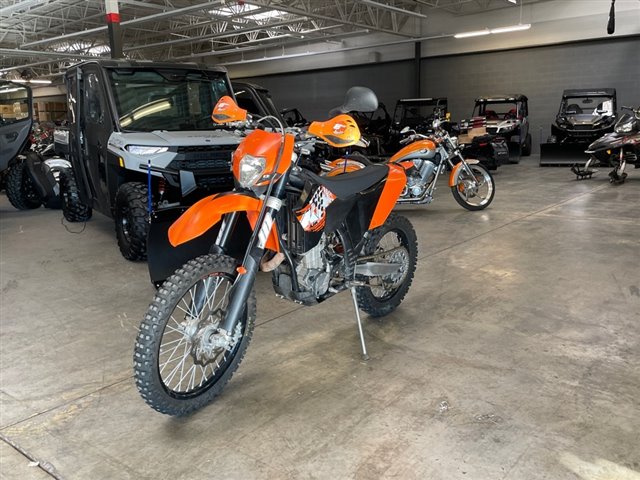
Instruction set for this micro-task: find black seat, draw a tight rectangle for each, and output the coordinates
[305,164,388,199]
[566,104,583,114]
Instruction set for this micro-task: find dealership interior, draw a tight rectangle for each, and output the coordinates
[1,1,639,479]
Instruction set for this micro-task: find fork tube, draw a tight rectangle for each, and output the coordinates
[219,172,290,335]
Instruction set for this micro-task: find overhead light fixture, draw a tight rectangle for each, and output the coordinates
[455,23,530,38]
[454,29,490,39]
[490,23,531,34]
[507,0,517,4]
[10,78,52,84]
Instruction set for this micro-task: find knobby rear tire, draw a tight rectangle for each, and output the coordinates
[356,213,417,317]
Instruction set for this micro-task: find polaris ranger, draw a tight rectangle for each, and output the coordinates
[61,60,241,261]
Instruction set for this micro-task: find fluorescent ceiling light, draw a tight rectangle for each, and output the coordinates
[9,78,52,84]
[507,0,517,3]
[455,23,531,38]
[454,29,490,38]
[491,23,531,34]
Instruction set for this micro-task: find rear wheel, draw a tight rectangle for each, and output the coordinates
[134,254,256,416]
[451,163,495,211]
[5,161,42,210]
[114,182,148,261]
[60,169,92,221]
[356,214,417,317]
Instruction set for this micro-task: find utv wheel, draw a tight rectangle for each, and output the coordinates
[60,169,92,222]
[134,254,256,416]
[521,133,532,156]
[5,161,42,210]
[356,214,417,317]
[114,182,149,261]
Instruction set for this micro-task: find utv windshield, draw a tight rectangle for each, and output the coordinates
[473,101,518,120]
[108,68,231,131]
[394,100,446,125]
[560,96,614,117]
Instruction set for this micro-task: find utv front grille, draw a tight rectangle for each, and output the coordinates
[168,145,234,172]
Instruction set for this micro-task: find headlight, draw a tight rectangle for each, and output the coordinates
[238,154,266,188]
[126,145,169,155]
[615,122,633,134]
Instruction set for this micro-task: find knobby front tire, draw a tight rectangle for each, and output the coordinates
[134,254,256,416]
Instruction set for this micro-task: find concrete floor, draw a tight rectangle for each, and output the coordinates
[1,157,639,480]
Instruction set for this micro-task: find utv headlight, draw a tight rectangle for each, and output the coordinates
[238,154,266,188]
[126,145,169,155]
[615,122,633,134]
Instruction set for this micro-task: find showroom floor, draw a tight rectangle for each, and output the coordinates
[1,157,639,480]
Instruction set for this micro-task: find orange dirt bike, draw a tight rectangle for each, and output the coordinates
[134,96,418,416]
[325,119,496,211]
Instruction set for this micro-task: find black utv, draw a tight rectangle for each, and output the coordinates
[549,88,617,144]
[1,81,69,210]
[61,60,241,261]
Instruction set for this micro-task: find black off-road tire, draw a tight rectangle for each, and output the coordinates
[60,169,92,221]
[114,182,148,261]
[134,254,256,416]
[356,214,417,317]
[5,161,42,210]
[522,133,532,156]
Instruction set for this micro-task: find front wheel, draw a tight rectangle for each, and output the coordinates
[356,214,417,317]
[114,182,148,261]
[451,163,495,211]
[134,254,256,416]
[5,161,42,210]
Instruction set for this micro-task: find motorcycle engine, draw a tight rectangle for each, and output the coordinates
[296,234,331,297]
[405,160,436,197]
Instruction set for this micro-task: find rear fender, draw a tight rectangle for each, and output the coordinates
[449,159,480,187]
[368,164,406,230]
[168,192,280,252]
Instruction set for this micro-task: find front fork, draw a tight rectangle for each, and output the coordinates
[218,194,284,337]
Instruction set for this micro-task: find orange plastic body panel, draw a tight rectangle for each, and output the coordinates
[389,139,436,163]
[211,96,248,124]
[325,158,366,176]
[232,129,294,185]
[308,114,361,148]
[448,159,479,187]
[368,164,407,230]
[168,193,280,252]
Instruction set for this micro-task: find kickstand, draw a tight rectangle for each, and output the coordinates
[350,287,369,361]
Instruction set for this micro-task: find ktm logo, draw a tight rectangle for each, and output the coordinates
[333,123,346,135]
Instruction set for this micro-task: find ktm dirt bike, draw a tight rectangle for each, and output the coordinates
[324,118,495,211]
[572,106,640,183]
[134,97,418,416]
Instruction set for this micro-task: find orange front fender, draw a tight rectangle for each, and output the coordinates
[449,159,480,187]
[168,192,280,252]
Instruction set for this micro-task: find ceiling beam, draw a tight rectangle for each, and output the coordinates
[20,0,226,48]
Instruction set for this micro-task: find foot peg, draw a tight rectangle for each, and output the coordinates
[350,287,369,361]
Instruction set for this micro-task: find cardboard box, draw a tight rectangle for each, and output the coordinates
[36,101,47,112]
[54,102,66,112]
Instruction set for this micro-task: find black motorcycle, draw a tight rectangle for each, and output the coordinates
[572,106,640,183]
